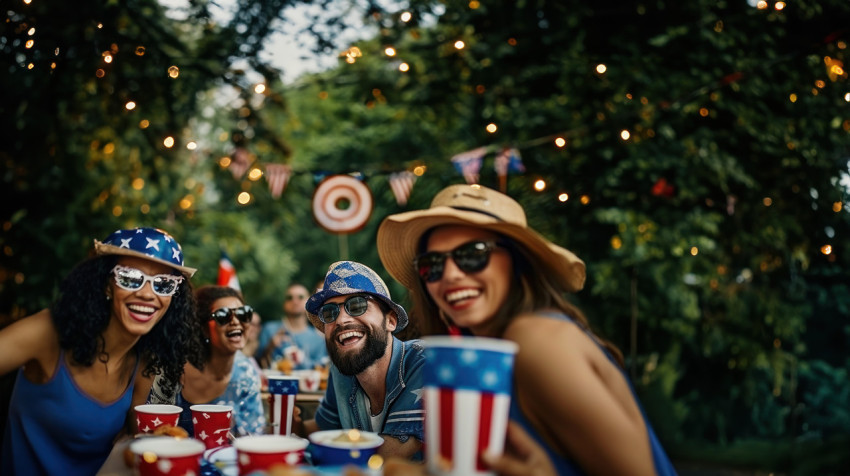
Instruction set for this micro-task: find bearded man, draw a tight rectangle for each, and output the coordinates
[293,261,424,460]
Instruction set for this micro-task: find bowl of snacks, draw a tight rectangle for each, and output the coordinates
[308,429,384,467]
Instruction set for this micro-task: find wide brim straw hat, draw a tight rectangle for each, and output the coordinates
[306,260,408,333]
[377,184,585,292]
[93,227,197,277]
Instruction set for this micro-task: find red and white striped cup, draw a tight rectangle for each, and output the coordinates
[267,375,300,436]
[423,336,519,476]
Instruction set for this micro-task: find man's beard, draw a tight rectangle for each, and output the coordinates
[327,318,389,376]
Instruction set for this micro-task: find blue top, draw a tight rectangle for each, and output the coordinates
[315,337,425,457]
[171,351,266,437]
[257,320,328,370]
[509,313,677,475]
[1,351,137,476]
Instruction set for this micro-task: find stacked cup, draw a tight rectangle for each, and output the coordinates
[267,375,300,436]
[422,336,519,476]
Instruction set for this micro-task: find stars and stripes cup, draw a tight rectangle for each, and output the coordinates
[189,404,233,450]
[267,375,300,436]
[134,404,182,434]
[422,336,519,476]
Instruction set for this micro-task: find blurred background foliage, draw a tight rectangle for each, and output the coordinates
[2,0,849,473]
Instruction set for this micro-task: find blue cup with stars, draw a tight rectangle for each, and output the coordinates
[422,336,519,476]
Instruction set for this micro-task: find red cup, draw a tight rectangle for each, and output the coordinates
[129,436,205,476]
[233,435,308,474]
[134,404,182,434]
[190,404,233,450]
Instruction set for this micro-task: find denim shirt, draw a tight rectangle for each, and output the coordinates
[315,337,425,447]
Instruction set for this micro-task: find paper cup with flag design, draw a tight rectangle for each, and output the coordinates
[267,375,300,436]
[134,404,182,434]
[190,404,232,450]
[422,336,519,476]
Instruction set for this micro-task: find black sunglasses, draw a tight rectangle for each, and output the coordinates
[414,240,502,283]
[318,295,374,324]
[209,305,254,325]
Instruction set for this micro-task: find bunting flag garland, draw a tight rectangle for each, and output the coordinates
[388,171,417,206]
[494,147,525,192]
[265,163,292,198]
[229,147,252,179]
[493,147,525,176]
[217,250,241,291]
[451,147,487,184]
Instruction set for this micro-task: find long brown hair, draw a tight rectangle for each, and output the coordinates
[408,232,624,367]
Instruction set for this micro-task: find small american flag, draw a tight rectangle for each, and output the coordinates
[388,171,417,206]
[265,163,292,199]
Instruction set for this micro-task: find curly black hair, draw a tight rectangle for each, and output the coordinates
[193,285,245,364]
[50,254,205,389]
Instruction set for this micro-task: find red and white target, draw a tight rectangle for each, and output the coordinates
[312,175,374,234]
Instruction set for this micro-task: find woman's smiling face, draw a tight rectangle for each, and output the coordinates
[207,296,247,354]
[423,225,513,336]
[108,256,177,337]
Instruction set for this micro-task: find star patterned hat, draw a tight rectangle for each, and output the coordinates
[93,227,196,277]
[306,261,408,333]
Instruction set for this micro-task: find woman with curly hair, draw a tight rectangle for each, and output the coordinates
[151,285,265,438]
[0,227,202,476]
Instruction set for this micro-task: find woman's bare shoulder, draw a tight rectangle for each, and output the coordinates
[0,309,60,375]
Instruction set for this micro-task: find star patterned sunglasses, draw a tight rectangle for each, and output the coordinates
[111,265,184,297]
[209,305,254,326]
[414,240,503,283]
[318,295,375,324]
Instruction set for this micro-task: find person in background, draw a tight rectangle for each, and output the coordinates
[377,184,677,475]
[292,261,425,461]
[149,285,265,437]
[242,310,262,368]
[256,282,327,371]
[0,227,200,476]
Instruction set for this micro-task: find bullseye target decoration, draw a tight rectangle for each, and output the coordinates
[312,175,374,234]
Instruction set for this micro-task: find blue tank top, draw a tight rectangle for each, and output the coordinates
[508,313,678,475]
[1,351,137,476]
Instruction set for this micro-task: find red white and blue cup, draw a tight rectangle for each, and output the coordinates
[267,375,300,436]
[423,336,519,476]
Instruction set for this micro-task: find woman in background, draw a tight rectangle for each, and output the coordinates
[150,285,265,437]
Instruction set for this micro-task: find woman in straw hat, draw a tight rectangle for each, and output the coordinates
[0,227,202,475]
[377,184,676,475]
